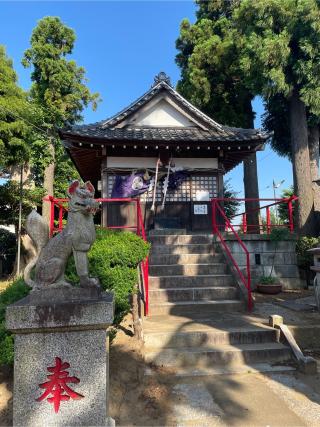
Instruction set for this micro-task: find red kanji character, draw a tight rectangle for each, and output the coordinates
[36,357,84,413]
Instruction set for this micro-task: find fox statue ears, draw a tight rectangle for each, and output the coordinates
[68,180,80,195]
[68,180,95,196]
[85,181,95,195]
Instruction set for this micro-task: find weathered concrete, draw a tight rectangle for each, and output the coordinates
[218,234,303,289]
[6,291,114,427]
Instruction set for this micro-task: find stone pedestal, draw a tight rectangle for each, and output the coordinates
[6,288,114,427]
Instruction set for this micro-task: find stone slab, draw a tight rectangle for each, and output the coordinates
[6,292,114,332]
[13,329,109,426]
[277,296,317,312]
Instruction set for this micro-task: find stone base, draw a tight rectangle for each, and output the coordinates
[6,292,114,426]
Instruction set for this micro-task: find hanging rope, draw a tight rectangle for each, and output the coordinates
[151,157,161,212]
[161,158,172,211]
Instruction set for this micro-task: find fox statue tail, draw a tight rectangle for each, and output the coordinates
[23,209,49,288]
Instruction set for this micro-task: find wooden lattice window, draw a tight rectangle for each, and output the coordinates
[191,176,217,201]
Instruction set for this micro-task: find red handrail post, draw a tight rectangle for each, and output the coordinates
[211,200,217,234]
[242,213,247,234]
[288,198,294,233]
[58,206,63,232]
[266,206,271,235]
[49,196,55,237]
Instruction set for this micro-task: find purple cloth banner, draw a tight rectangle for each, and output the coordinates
[111,173,150,198]
[167,171,189,190]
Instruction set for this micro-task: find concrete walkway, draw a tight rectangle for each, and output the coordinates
[167,371,320,426]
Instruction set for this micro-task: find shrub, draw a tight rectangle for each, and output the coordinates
[259,276,278,285]
[0,278,31,365]
[0,228,150,365]
[296,236,320,269]
[0,228,16,275]
[65,228,150,324]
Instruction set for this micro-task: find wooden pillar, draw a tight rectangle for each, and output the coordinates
[101,157,108,227]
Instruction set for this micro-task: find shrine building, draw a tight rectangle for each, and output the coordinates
[59,72,268,232]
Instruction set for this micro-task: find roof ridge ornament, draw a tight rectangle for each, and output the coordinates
[153,71,172,87]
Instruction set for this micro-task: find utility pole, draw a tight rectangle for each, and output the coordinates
[266,179,285,223]
[16,164,23,277]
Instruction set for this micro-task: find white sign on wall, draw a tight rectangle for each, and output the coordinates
[195,190,210,201]
[194,204,208,215]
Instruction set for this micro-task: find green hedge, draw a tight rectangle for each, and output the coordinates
[65,228,150,323]
[0,228,150,365]
[0,278,31,365]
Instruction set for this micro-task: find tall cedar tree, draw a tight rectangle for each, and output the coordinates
[22,17,100,221]
[0,46,31,172]
[233,0,320,235]
[175,0,260,231]
[263,94,320,216]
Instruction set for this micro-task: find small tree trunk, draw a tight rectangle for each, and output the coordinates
[289,89,315,235]
[132,292,143,340]
[42,139,55,225]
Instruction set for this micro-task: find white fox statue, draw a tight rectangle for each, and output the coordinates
[24,180,100,291]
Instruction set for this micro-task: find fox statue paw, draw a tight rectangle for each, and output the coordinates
[79,276,101,289]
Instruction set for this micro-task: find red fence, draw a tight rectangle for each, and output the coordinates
[43,196,150,315]
[213,196,298,234]
[211,196,298,312]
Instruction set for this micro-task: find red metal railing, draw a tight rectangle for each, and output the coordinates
[214,196,298,234]
[43,196,150,315]
[212,199,252,311]
[211,196,298,311]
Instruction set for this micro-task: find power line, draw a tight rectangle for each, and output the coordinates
[0,104,49,137]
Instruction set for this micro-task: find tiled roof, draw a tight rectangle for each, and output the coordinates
[60,72,269,143]
[62,125,265,143]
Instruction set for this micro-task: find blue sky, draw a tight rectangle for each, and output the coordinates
[1,1,292,199]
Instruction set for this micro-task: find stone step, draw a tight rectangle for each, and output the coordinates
[145,342,292,368]
[150,235,212,245]
[149,228,187,236]
[149,264,227,276]
[145,363,296,377]
[149,253,223,265]
[144,327,278,349]
[151,244,216,255]
[149,286,238,303]
[149,274,234,289]
[148,300,243,316]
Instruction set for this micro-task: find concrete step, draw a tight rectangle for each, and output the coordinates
[149,286,238,303]
[149,263,227,276]
[144,327,278,349]
[151,244,216,255]
[145,342,292,368]
[148,300,244,316]
[149,253,224,265]
[150,235,212,245]
[145,363,296,377]
[149,274,234,289]
[149,228,186,236]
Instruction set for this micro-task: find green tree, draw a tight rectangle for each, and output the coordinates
[0,46,31,173]
[22,16,100,221]
[233,0,320,235]
[176,0,260,231]
[223,179,241,219]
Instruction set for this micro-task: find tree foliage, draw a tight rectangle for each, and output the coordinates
[0,180,43,230]
[176,1,254,128]
[233,0,320,234]
[0,46,31,171]
[22,16,100,199]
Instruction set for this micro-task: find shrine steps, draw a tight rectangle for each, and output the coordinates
[144,232,294,375]
[148,233,240,316]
